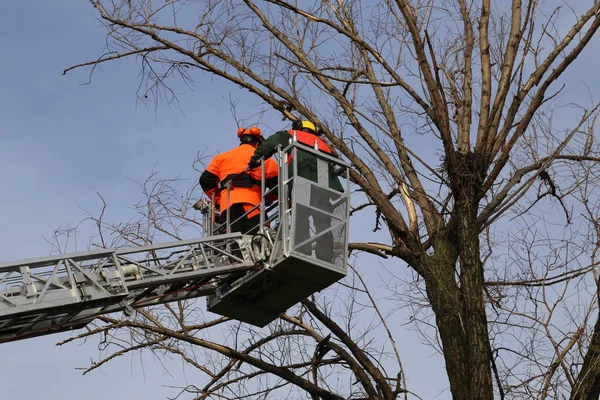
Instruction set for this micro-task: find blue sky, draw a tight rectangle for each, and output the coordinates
[0,2,447,398]
[0,2,243,399]
[1,2,421,399]
[1,1,599,399]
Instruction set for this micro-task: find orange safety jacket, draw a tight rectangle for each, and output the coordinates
[202,143,278,218]
[287,130,332,155]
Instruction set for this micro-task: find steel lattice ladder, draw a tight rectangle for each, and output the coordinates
[0,235,256,343]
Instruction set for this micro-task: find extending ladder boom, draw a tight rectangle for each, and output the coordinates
[0,234,254,343]
[0,142,351,343]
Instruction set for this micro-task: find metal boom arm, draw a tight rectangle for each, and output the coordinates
[0,234,255,343]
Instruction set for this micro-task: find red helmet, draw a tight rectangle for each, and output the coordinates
[237,126,263,142]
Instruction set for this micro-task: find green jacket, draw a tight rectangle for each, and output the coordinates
[249,130,344,192]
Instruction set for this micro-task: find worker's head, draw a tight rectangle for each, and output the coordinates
[292,120,317,135]
[237,126,264,146]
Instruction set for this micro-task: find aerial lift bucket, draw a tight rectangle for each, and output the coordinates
[207,142,350,326]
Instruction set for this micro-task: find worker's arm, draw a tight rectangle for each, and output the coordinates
[248,131,289,168]
[200,170,218,192]
[200,155,221,197]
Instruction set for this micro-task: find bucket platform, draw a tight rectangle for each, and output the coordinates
[207,143,350,325]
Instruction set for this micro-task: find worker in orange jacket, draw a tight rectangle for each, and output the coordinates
[200,127,278,234]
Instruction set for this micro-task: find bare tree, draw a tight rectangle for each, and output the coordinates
[61,175,408,400]
[63,1,600,399]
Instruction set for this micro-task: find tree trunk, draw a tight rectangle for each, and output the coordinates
[423,228,493,399]
[455,198,494,400]
[422,156,494,399]
[421,237,470,397]
[571,305,600,400]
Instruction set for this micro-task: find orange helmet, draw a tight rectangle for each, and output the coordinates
[237,126,263,142]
